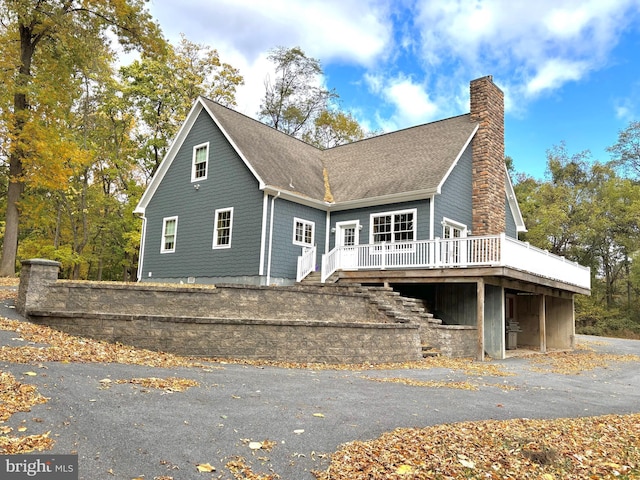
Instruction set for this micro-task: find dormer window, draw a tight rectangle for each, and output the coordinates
[192,142,209,181]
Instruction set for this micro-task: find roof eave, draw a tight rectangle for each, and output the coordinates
[328,189,439,211]
[263,186,329,208]
[505,164,527,232]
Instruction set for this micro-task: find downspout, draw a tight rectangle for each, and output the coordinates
[266,192,280,285]
[325,210,331,254]
[259,192,269,275]
[136,215,147,282]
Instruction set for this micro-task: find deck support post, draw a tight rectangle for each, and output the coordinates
[539,294,546,353]
[476,279,485,361]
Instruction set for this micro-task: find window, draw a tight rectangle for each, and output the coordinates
[371,209,416,244]
[442,218,467,264]
[213,208,233,249]
[442,218,467,239]
[293,218,314,247]
[192,142,209,181]
[161,216,178,253]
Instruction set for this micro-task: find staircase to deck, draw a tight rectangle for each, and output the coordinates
[300,273,441,357]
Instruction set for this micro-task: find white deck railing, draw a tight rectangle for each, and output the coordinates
[317,233,590,289]
[296,245,317,282]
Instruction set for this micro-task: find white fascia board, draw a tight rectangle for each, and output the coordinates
[200,100,266,190]
[134,100,206,215]
[435,124,478,194]
[506,165,527,232]
[326,189,438,212]
[262,187,328,209]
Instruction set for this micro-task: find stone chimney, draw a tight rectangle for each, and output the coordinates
[470,75,505,236]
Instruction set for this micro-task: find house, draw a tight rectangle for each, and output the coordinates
[134,75,590,360]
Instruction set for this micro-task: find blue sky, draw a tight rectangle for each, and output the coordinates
[148,0,640,179]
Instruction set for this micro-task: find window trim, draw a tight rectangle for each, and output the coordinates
[441,217,468,239]
[369,208,417,244]
[213,207,233,249]
[191,142,209,182]
[293,217,315,247]
[161,216,178,253]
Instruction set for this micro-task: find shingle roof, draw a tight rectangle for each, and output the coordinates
[201,98,327,201]
[202,98,478,204]
[324,114,478,202]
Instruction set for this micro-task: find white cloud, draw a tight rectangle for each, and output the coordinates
[525,59,590,96]
[384,77,440,127]
[363,73,440,130]
[143,0,640,131]
[149,0,392,66]
[413,0,640,106]
[147,0,393,117]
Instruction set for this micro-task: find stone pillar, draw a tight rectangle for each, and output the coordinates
[16,259,60,315]
[470,75,506,235]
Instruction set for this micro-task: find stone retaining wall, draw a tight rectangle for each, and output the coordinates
[18,259,423,364]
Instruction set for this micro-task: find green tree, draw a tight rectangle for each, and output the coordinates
[516,144,592,261]
[120,34,243,179]
[259,46,372,150]
[608,120,640,179]
[0,0,165,276]
[304,109,366,149]
[259,46,337,139]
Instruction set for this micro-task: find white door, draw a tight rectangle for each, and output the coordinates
[442,219,467,265]
[337,221,359,269]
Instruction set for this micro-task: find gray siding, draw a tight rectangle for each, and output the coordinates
[433,144,473,236]
[141,109,264,282]
[267,198,326,281]
[328,199,431,249]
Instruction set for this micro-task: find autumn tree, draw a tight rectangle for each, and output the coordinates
[0,0,165,276]
[120,34,243,179]
[514,139,640,336]
[304,109,366,149]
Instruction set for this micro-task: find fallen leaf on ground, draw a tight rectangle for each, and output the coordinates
[226,456,279,479]
[361,375,479,390]
[0,371,48,422]
[115,377,199,392]
[530,347,640,375]
[0,430,53,454]
[195,462,215,472]
[313,414,640,480]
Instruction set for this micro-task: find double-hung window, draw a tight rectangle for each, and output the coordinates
[371,209,416,246]
[161,216,178,253]
[293,218,314,247]
[213,208,233,249]
[192,142,209,181]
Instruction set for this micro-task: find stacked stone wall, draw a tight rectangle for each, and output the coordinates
[18,259,422,364]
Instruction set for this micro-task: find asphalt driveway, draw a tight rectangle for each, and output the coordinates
[1,296,639,479]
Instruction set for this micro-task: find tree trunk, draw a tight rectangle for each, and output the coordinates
[0,179,23,276]
[0,25,38,276]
